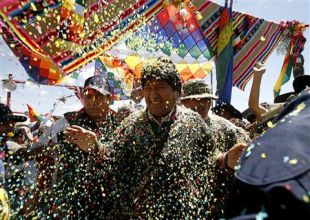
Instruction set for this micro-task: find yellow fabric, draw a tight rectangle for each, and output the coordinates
[62,0,75,10]
[274,60,288,94]
[274,44,293,95]
[125,55,144,78]
[0,188,10,220]
[202,61,213,73]
[54,39,83,54]
[217,21,233,54]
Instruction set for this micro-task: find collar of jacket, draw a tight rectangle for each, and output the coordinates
[147,106,177,126]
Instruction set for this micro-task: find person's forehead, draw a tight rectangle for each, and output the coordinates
[144,78,169,86]
[83,89,106,96]
[187,98,211,103]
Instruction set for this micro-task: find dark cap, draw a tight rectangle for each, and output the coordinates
[293,75,310,94]
[274,92,296,103]
[83,76,112,96]
[181,79,218,100]
[141,56,182,93]
[0,103,27,122]
[226,89,310,219]
[212,102,243,120]
[233,89,310,216]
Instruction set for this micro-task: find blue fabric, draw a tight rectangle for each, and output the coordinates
[226,89,310,219]
[216,4,234,104]
[217,48,233,104]
[237,89,310,185]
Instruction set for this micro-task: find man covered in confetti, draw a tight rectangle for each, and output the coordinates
[180,78,250,218]
[30,76,117,218]
[0,103,28,218]
[181,79,249,151]
[80,57,245,218]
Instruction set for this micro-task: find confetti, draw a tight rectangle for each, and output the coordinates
[290,102,306,116]
[288,159,298,165]
[234,164,241,170]
[267,121,275,128]
[303,195,310,203]
[285,184,292,191]
[247,143,255,152]
[283,156,290,163]
[245,151,252,158]
[256,211,268,220]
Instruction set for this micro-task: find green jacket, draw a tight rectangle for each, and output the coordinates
[50,109,117,219]
[103,106,216,219]
[206,113,250,219]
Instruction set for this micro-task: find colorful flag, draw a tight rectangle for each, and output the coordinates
[274,50,293,97]
[274,21,308,96]
[0,0,164,84]
[111,2,214,83]
[26,104,43,123]
[215,0,233,103]
[193,0,286,90]
[95,57,134,100]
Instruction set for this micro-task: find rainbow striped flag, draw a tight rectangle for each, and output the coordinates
[274,50,293,97]
[274,21,308,96]
[27,104,43,123]
[216,0,233,103]
[193,0,285,90]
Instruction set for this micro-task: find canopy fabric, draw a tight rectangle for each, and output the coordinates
[0,0,307,92]
[95,56,134,100]
[0,0,164,84]
[193,0,284,90]
[109,2,214,82]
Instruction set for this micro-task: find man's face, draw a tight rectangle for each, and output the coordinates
[0,121,15,141]
[83,89,111,119]
[182,98,211,119]
[143,78,178,118]
[14,129,27,144]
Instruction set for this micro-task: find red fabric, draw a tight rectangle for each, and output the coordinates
[0,0,18,9]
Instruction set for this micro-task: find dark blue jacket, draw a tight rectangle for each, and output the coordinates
[226,89,310,220]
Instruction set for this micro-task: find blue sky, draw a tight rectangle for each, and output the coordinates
[0,0,309,116]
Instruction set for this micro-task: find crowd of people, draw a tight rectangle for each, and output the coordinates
[0,56,310,219]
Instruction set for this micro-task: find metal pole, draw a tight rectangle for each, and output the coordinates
[5,74,14,108]
[210,68,214,108]
[210,69,213,92]
[6,91,11,108]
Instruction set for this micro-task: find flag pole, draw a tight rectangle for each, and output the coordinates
[210,68,214,108]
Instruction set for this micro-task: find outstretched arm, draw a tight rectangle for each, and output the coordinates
[248,63,268,121]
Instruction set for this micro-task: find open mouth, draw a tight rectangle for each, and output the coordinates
[151,101,161,105]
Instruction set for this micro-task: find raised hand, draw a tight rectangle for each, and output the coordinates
[253,62,266,76]
[226,143,247,170]
[64,125,99,153]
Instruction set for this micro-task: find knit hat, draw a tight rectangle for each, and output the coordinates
[141,57,182,94]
